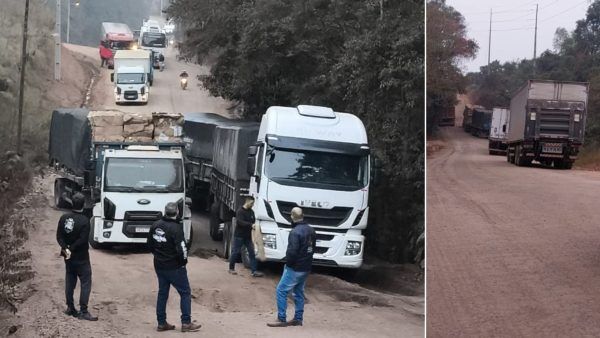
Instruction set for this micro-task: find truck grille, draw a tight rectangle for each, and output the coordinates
[539,110,571,137]
[124,90,138,100]
[123,211,162,238]
[276,201,352,227]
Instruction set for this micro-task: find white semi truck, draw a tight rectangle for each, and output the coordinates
[111,50,153,105]
[49,109,192,249]
[139,20,167,68]
[203,106,370,269]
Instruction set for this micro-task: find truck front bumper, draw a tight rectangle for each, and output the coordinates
[259,220,364,268]
[115,93,148,103]
[93,218,191,244]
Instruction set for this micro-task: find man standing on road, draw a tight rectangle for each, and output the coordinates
[228,196,264,277]
[99,40,112,68]
[147,202,201,333]
[56,192,98,321]
[268,207,316,327]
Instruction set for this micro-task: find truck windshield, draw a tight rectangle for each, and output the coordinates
[117,73,145,84]
[142,33,166,47]
[104,158,184,193]
[265,147,368,191]
[111,40,134,50]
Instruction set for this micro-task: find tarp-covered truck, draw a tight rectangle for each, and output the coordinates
[182,113,231,213]
[49,109,192,249]
[507,80,588,169]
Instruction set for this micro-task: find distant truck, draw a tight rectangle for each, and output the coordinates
[488,107,510,155]
[463,106,473,132]
[470,107,492,138]
[111,50,153,105]
[182,113,231,213]
[139,20,167,68]
[438,107,455,127]
[101,22,135,68]
[507,80,588,169]
[49,109,192,249]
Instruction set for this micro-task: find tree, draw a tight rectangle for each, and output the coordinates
[426,0,477,132]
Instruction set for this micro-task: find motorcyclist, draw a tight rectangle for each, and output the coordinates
[179,70,189,79]
[179,71,189,90]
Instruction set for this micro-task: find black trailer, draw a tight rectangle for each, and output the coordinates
[182,113,231,210]
[438,107,456,127]
[463,106,473,132]
[506,80,588,169]
[470,108,492,138]
[209,122,260,249]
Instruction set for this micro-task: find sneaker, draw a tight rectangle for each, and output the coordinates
[64,307,79,317]
[181,323,201,332]
[267,320,288,327]
[228,269,237,275]
[251,271,264,277]
[157,322,176,332]
[287,319,303,326]
[78,311,98,321]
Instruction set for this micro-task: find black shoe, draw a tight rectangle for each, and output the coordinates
[157,322,176,331]
[64,307,78,317]
[287,319,303,326]
[267,320,288,327]
[78,311,98,321]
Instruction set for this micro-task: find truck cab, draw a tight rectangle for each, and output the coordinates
[247,105,370,268]
[90,145,192,248]
[112,50,152,104]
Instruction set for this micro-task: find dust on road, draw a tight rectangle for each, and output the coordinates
[427,127,600,337]
[2,45,423,337]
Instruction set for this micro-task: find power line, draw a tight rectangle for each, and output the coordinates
[540,0,589,22]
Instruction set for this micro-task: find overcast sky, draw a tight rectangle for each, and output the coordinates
[446,0,591,73]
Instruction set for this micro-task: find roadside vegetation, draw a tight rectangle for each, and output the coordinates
[169,0,424,265]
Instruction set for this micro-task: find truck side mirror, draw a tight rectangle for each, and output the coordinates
[248,145,258,156]
[247,156,256,176]
[110,73,114,82]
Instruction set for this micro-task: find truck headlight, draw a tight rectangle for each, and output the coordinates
[140,86,145,95]
[345,241,362,256]
[263,234,277,249]
[116,86,121,95]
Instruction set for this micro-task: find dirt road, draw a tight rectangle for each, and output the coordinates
[427,127,600,337]
[2,45,423,337]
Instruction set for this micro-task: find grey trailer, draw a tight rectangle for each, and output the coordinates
[507,80,588,169]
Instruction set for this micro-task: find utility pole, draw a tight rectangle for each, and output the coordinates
[533,3,539,76]
[55,0,61,81]
[380,0,384,20]
[67,0,70,43]
[17,0,30,154]
[487,9,492,69]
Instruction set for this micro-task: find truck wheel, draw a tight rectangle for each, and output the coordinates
[563,162,573,170]
[209,202,223,241]
[54,179,69,209]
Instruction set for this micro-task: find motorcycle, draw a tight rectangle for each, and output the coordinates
[180,78,188,90]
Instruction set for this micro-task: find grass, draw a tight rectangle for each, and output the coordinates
[573,145,600,170]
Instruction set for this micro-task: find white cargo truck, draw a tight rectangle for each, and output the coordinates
[488,107,510,155]
[111,50,153,105]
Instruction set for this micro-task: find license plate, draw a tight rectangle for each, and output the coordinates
[543,146,562,154]
[135,227,150,233]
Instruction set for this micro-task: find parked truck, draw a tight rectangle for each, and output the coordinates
[463,106,473,132]
[189,106,370,269]
[488,107,510,155]
[49,109,192,249]
[111,50,153,105]
[438,106,455,127]
[182,113,231,213]
[101,22,135,68]
[507,80,588,169]
[470,107,492,138]
[139,20,167,67]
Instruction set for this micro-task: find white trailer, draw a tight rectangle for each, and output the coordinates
[488,107,510,155]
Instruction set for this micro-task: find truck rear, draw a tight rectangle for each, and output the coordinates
[470,107,492,138]
[438,106,455,127]
[182,112,231,213]
[49,109,192,249]
[507,80,588,169]
[488,107,510,155]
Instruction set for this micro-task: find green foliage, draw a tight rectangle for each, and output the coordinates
[169,0,424,264]
[426,0,477,132]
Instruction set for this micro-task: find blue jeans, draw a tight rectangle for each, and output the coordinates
[229,236,257,273]
[155,267,192,325]
[276,265,309,322]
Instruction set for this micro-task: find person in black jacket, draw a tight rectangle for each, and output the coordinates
[56,192,98,321]
[228,196,263,277]
[267,207,316,328]
[147,202,201,332]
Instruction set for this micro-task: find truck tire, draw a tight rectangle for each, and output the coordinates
[209,202,223,241]
[54,179,69,209]
[563,161,573,170]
